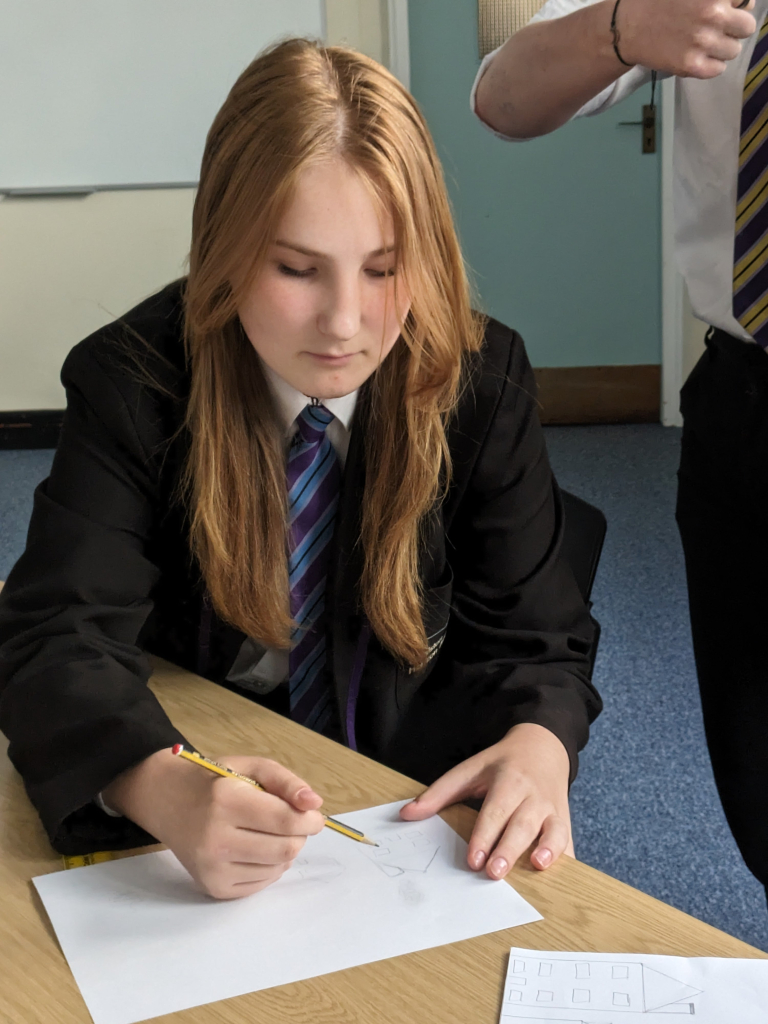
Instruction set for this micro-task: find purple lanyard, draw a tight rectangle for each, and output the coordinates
[345,623,371,752]
[197,592,213,678]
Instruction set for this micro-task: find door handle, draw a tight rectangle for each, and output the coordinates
[617,104,657,153]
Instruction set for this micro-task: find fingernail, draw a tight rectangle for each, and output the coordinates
[471,850,486,869]
[296,787,313,801]
[490,857,508,878]
[537,847,553,868]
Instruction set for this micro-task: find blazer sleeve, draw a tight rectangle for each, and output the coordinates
[387,324,602,785]
[0,340,186,854]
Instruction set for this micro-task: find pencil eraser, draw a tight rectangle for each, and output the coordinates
[172,743,183,755]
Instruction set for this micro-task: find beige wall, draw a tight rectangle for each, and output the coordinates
[0,2,387,412]
[0,190,195,410]
[326,0,387,60]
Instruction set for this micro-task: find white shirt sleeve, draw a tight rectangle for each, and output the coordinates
[470,0,659,140]
[94,790,122,817]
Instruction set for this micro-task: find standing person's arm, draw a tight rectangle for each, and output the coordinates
[475,0,756,140]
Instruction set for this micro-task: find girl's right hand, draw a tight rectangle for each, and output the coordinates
[101,748,325,899]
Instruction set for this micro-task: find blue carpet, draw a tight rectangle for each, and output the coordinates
[1,430,767,950]
[0,450,54,580]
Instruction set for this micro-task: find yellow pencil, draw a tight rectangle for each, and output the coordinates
[171,744,379,847]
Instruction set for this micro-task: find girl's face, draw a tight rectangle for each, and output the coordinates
[238,157,410,400]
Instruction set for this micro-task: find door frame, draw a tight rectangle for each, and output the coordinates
[661,77,684,427]
[386,0,410,87]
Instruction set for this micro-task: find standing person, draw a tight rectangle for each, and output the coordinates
[471,0,768,892]
[0,39,600,900]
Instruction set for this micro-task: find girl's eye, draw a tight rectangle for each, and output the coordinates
[278,263,315,278]
[366,267,396,278]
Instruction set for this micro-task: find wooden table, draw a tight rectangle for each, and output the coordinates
[1,658,765,1024]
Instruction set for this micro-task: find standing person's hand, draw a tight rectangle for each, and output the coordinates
[399,723,572,879]
[102,749,325,899]
[475,0,758,138]
[615,0,757,78]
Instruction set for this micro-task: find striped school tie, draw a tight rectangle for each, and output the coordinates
[286,402,341,731]
[734,17,768,345]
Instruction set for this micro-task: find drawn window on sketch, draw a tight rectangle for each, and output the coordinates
[500,955,703,1014]
[478,0,548,58]
[292,856,344,884]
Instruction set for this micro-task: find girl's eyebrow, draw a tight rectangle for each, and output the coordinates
[274,239,394,259]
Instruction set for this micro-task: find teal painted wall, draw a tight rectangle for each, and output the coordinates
[408,0,661,367]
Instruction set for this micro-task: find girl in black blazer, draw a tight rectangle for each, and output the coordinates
[0,39,600,899]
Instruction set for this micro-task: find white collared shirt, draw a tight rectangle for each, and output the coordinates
[225,365,358,692]
[471,0,768,341]
[262,362,358,463]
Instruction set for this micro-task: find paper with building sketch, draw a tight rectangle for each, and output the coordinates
[33,800,541,1024]
[499,946,768,1023]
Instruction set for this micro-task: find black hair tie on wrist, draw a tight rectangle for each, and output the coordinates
[611,0,635,67]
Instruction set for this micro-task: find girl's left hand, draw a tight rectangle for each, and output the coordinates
[399,722,573,879]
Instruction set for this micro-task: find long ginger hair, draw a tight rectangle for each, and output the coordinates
[183,38,483,669]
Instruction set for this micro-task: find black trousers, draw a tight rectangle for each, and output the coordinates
[677,327,768,888]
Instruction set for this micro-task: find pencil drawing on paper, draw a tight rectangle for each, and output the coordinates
[501,1019,588,1024]
[501,955,702,1018]
[363,828,441,878]
[293,855,344,884]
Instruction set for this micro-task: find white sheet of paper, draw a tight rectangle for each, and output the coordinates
[34,800,542,1024]
[499,946,768,1023]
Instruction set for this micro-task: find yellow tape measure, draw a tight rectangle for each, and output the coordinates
[62,851,116,869]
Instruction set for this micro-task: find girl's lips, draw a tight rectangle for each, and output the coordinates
[305,352,357,364]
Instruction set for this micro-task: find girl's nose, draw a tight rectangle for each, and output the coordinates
[317,276,361,340]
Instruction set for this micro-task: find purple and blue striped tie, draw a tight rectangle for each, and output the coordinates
[734,17,768,345]
[287,402,340,732]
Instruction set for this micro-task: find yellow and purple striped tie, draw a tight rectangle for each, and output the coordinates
[734,17,768,346]
[286,403,340,732]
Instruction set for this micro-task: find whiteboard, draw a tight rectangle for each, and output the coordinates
[0,0,325,192]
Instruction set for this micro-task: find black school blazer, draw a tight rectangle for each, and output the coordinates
[0,281,601,855]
